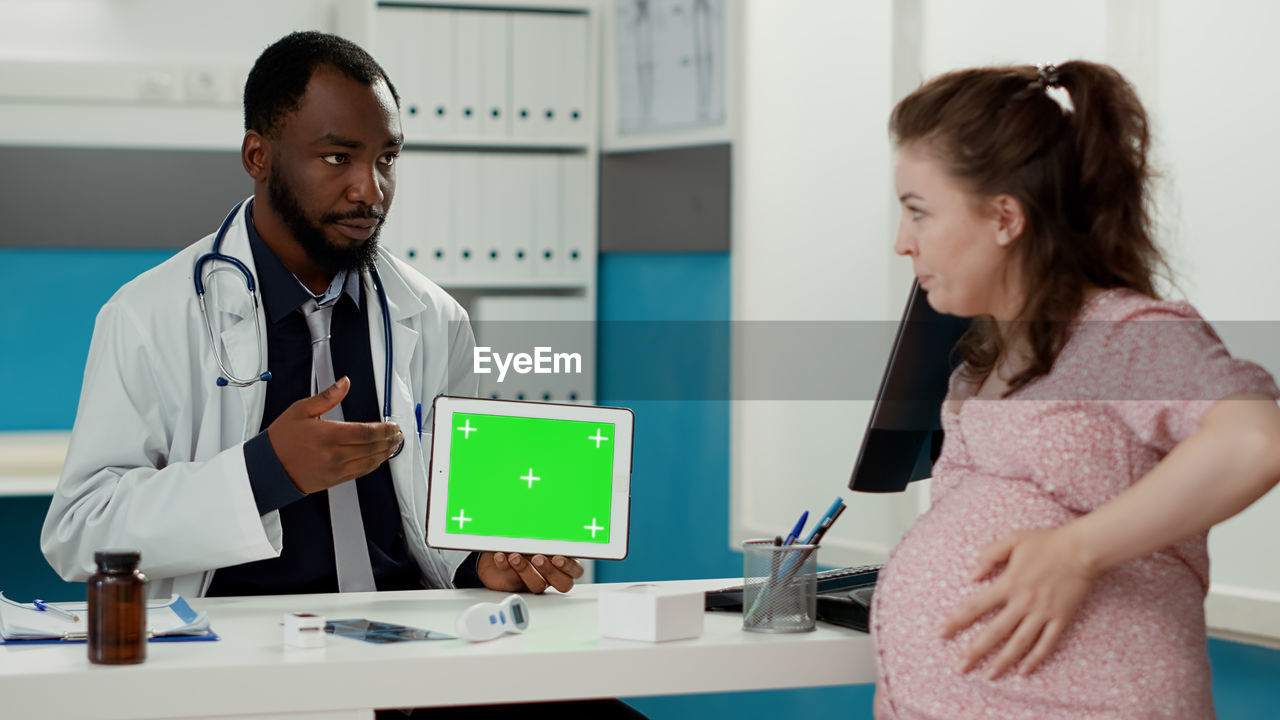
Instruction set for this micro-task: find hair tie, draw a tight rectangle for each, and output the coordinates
[1037,64,1074,115]
[1037,64,1061,88]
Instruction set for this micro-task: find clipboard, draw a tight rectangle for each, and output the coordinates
[0,593,219,644]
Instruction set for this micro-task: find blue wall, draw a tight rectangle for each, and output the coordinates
[0,249,175,603]
[0,248,176,432]
[2,247,1278,718]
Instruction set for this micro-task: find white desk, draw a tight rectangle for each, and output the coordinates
[0,580,874,719]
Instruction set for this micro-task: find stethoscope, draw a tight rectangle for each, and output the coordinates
[194,199,404,457]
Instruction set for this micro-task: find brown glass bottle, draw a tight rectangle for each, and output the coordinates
[87,550,147,665]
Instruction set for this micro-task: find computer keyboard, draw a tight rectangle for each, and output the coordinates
[704,563,882,611]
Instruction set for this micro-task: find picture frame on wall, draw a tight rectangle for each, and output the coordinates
[602,0,739,152]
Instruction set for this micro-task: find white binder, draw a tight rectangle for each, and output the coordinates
[557,14,590,139]
[503,154,534,280]
[452,152,481,281]
[530,153,562,280]
[477,153,529,282]
[452,11,483,137]
[419,9,455,138]
[510,13,559,139]
[419,151,454,280]
[375,8,429,141]
[560,153,593,284]
[475,153,502,282]
[388,150,427,273]
[477,12,511,138]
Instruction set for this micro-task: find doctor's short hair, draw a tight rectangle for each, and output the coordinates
[243,31,400,138]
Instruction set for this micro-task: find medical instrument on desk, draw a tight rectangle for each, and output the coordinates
[455,594,529,642]
[193,199,403,458]
[283,612,326,648]
[34,599,78,622]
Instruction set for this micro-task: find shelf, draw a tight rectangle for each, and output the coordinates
[0,431,67,474]
[0,476,57,497]
[441,279,589,292]
[378,0,593,14]
[0,431,67,497]
[402,136,591,152]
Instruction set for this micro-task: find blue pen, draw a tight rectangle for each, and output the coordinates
[415,403,423,438]
[772,497,849,586]
[34,599,79,622]
[801,497,846,545]
[782,510,808,546]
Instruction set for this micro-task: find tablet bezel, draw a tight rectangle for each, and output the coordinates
[426,395,634,561]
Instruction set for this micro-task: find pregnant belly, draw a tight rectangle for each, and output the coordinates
[871,474,1211,718]
[874,475,1078,658]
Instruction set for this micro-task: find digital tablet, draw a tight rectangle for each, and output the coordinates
[426,396,634,560]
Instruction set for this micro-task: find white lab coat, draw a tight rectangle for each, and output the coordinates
[41,200,477,598]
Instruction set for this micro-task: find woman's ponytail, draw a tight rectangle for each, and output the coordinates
[1056,61,1160,296]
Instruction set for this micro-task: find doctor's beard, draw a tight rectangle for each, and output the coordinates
[267,163,384,276]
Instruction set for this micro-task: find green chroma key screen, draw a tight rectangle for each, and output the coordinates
[445,413,616,543]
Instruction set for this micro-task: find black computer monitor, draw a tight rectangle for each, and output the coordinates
[848,281,970,493]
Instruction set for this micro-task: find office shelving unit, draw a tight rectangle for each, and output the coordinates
[373,0,600,405]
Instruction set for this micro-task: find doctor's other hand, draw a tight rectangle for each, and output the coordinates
[477,552,583,594]
[267,377,404,494]
[939,527,1095,680]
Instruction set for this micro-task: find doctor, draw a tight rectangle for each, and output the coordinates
[40,31,582,599]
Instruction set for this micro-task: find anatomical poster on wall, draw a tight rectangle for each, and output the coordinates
[614,0,726,135]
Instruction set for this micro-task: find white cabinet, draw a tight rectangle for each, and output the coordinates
[375,1,597,289]
[378,3,593,147]
[374,0,599,404]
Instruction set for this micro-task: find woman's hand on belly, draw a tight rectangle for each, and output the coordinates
[939,526,1095,680]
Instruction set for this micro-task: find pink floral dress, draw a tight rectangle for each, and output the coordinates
[871,290,1279,719]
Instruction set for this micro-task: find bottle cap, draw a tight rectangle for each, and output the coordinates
[94,550,141,572]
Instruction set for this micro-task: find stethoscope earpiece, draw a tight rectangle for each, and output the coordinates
[216,377,228,387]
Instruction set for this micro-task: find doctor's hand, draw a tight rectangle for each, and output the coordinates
[267,377,404,494]
[939,527,1095,680]
[476,552,584,594]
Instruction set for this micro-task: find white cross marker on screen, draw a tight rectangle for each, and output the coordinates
[521,469,541,489]
[584,518,604,538]
[457,419,477,439]
[452,510,472,529]
[589,429,609,448]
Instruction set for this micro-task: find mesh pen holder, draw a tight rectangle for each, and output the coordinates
[741,539,818,633]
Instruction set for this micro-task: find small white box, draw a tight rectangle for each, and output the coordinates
[598,584,704,642]
[283,612,326,648]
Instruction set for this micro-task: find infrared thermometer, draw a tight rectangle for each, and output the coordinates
[455,594,530,642]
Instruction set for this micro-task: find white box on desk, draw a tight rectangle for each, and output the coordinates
[598,584,704,642]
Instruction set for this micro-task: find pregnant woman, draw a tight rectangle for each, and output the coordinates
[871,61,1280,718]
